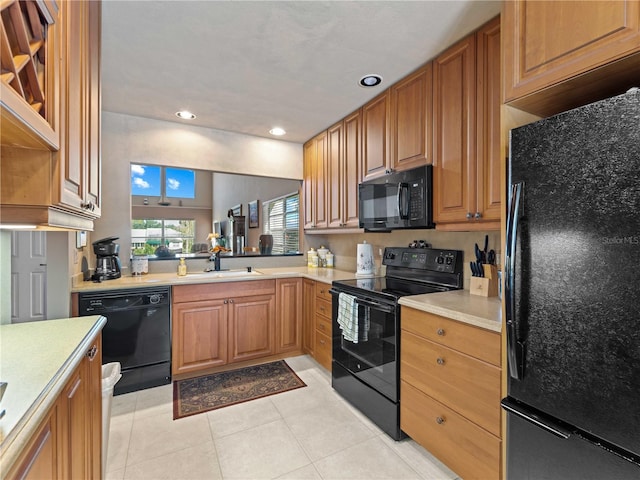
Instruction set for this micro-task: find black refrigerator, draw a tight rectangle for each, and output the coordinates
[502,88,640,479]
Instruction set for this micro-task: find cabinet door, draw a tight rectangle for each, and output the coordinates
[313,131,328,228]
[57,0,86,212]
[504,1,640,104]
[342,109,361,228]
[228,294,275,363]
[433,34,476,225]
[84,0,101,217]
[362,90,390,180]
[276,278,302,354]
[58,367,88,479]
[172,300,228,375]
[303,140,315,229]
[390,64,433,172]
[327,121,344,228]
[9,409,58,480]
[302,279,315,355]
[475,16,501,225]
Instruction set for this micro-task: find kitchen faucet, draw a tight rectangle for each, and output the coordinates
[205,252,221,272]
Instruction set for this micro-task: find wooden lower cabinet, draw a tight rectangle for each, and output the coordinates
[301,279,333,370]
[228,294,276,363]
[276,278,302,354]
[400,307,501,479]
[172,279,304,376]
[313,282,333,370]
[302,279,316,355]
[172,299,228,375]
[7,335,102,480]
[402,381,500,480]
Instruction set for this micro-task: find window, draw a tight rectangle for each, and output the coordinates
[131,164,195,199]
[131,219,196,257]
[263,192,300,254]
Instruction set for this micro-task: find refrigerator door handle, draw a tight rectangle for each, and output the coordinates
[505,181,526,380]
[501,398,572,439]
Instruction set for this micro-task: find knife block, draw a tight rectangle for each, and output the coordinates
[470,264,499,297]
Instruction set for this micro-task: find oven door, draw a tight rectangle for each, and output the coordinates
[330,290,399,402]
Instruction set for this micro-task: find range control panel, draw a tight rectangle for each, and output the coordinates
[383,247,463,274]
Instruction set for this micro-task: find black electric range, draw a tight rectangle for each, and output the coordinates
[329,246,464,440]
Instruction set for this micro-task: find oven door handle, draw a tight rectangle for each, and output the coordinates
[354,298,395,314]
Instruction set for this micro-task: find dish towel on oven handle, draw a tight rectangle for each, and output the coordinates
[337,292,358,343]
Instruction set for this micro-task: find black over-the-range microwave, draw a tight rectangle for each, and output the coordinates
[358,165,434,232]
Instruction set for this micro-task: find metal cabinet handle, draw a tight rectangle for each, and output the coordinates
[318,324,325,331]
[224,299,228,304]
[436,357,445,365]
[319,339,325,345]
[436,328,445,336]
[81,201,95,211]
[436,416,445,425]
[474,211,482,219]
[87,345,98,360]
[466,212,472,220]
[229,299,234,304]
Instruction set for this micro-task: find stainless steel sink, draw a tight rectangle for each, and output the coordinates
[184,269,263,278]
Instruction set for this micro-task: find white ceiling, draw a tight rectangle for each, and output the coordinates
[101,1,502,144]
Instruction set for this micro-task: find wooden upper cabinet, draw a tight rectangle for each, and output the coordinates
[303,140,315,229]
[475,16,501,225]
[390,64,433,172]
[326,109,361,229]
[433,33,477,226]
[327,121,344,228]
[504,1,640,116]
[0,0,60,150]
[303,131,327,230]
[57,0,101,217]
[433,16,501,231]
[342,109,361,228]
[362,90,390,180]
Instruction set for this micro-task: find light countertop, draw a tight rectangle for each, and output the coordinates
[0,315,106,477]
[399,290,502,332]
[71,267,502,331]
[71,266,360,292]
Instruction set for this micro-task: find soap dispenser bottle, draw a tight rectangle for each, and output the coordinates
[177,257,187,276]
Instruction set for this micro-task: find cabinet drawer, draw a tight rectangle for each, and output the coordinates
[401,306,500,366]
[401,381,500,480]
[316,297,332,320]
[315,313,332,337]
[401,330,500,436]
[173,280,276,303]
[314,330,332,371]
[315,282,333,302]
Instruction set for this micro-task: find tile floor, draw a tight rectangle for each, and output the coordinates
[105,355,460,480]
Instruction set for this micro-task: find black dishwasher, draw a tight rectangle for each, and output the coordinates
[78,287,171,395]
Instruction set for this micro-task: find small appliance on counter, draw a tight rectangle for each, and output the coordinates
[91,237,122,281]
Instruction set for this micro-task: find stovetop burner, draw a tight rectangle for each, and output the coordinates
[332,246,464,300]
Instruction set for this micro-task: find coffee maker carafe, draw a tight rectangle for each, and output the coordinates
[92,236,122,281]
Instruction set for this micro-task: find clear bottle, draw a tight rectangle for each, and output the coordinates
[307,248,318,268]
[177,257,187,276]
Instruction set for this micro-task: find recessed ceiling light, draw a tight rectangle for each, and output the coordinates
[269,127,286,136]
[359,74,383,88]
[175,110,196,120]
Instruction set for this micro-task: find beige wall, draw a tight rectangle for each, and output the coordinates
[92,112,304,274]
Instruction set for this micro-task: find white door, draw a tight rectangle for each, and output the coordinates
[11,231,47,323]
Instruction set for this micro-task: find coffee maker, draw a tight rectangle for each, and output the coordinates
[91,236,122,281]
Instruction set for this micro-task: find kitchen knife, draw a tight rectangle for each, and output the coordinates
[470,262,476,277]
[476,260,484,277]
[483,235,489,258]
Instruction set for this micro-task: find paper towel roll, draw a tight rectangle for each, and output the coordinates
[356,242,375,276]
